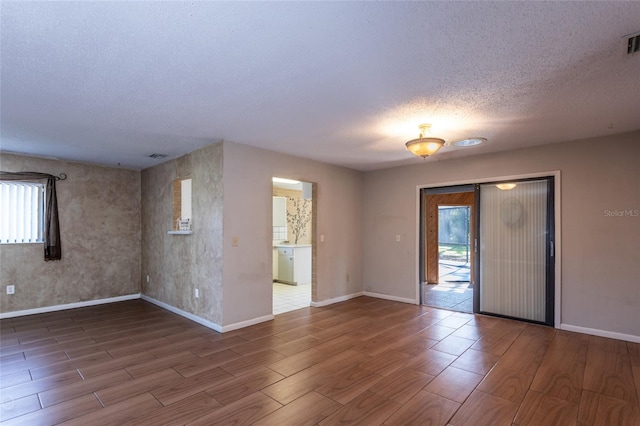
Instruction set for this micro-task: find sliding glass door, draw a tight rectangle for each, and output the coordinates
[475,178,554,324]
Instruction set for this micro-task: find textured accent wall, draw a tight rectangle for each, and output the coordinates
[0,153,141,313]
[141,142,223,325]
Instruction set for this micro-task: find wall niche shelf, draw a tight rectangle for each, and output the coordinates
[167,231,193,235]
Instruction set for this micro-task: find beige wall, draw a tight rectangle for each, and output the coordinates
[363,131,640,339]
[141,143,224,325]
[222,141,364,326]
[0,153,141,313]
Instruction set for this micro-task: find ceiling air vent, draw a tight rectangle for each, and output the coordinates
[624,32,640,55]
[148,153,168,159]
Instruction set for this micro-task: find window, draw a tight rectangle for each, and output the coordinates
[0,181,45,243]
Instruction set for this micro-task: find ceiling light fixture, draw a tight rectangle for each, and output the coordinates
[496,183,517,190]
[453,137,486,147]
[405,124,445,159]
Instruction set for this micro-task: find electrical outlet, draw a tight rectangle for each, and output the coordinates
[6,285,15,295]
[146,275,150,283]
[396,235,401,242]
[195,288,199,298]
[320,234,325,242]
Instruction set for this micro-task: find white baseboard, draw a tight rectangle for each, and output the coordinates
[0,294,141,319]
[364,291,418,305]
[140,295,273,333]
[311,291,364,307]
[221,315,274,333]
[140,294,223,333]
[560,323,640,343]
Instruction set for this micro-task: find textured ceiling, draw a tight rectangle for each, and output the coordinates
[1,2,639,171]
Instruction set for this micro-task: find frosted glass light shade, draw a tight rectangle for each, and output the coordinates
[405,137,445,158]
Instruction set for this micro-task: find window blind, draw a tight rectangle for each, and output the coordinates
[0,181,44,243]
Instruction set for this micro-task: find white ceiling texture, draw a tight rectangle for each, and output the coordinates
[1,1,639,171]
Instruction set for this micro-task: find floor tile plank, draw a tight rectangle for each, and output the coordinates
[271,335,323,357]
[319,390,401,426]
[39,368,132,408]
[253,391,342,426]
[529,342,586,403]
[206,366,284,406]
[369,367,434,404]
[404,348,457,376]
[451,348,500,375]
[2,369,82,402]
[423,366,483,403]
[583,347,637,403]
[187,391,282,425]
[170,349,238,378]
[514,390,579,426]
[0,369,32,388]
[261,368,327,405]
[316,364,385,404]
[577,390,640,426]
[219,349,286,377]
[0,394,102,426]
[476,364,535,404]
[151,366,233,406]
[78,351,154,378]
[125,350,200,378]
[431,335,476,357]
[0,393,41,421]
[133,392,223,426]
[267,348,328,377]
[449,390,519,426]
[58,392,163,426]
[95,368,183,406]
[383,390,459,426]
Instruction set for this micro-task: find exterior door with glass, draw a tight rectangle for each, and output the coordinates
[475,178,555,325]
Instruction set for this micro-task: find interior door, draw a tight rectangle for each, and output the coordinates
[475,178,554,325]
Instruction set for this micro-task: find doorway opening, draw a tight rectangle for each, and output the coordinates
[272,177,314,315]
[432,205,473,312]
[421,187,475,313]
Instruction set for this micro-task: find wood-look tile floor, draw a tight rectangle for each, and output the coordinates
[1,297,639,425]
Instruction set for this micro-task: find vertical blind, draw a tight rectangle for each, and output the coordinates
[479,180,548,322]
[0,181,45,243]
